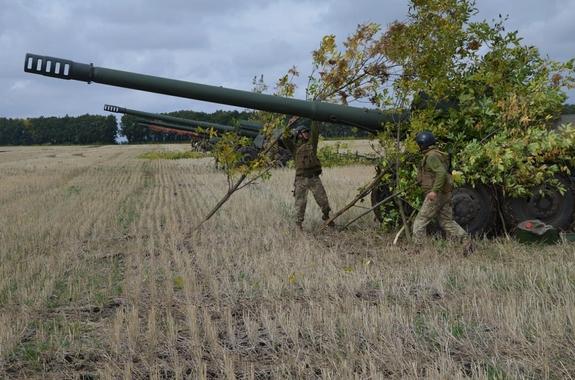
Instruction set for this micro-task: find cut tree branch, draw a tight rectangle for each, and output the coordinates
[320,170,386,230]
[193,117,300,230]
[341,190,403,229]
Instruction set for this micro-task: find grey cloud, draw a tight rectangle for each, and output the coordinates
[1,0,574,119]
[318,0,407,32]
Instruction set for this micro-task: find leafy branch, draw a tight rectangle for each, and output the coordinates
[309,0,575,229]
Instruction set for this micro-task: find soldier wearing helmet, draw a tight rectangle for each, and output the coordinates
[284,121,332,230]
[412,131,468,243]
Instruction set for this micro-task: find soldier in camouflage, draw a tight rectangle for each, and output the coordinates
[284,122,332,229]
[412,131,468,243]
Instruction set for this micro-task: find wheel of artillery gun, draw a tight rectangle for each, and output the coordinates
[370,182,414,223]
[372,182,497,236]
[371,183,391,223]
[275,147,293,167]
[237,146,259,164]
[503,175,574,231]
[452,184,498,236]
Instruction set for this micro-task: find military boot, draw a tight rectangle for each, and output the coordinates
[322,212,335,227]
[462,239,476,257]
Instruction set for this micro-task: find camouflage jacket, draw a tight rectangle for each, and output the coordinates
[284,122,322,177]
[417,147,452,193]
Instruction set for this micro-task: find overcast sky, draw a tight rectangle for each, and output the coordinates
[1,0,574,119]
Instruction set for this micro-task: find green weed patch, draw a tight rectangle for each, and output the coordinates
[317,143,375,167]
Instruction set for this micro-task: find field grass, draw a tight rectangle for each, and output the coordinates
[0,143,574,379]
[320,138,381,156]
[138,151,210,160]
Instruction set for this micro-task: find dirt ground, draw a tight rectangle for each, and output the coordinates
[0,144,573,379]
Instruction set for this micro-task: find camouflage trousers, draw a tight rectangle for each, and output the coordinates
[412,192,467,244]
[294,175,331,224]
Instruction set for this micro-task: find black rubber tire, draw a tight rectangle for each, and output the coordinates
[371,182,392,223]
[370,182,414,223]
[452,184,498,236]
[237,146,259,164]
[503,175,574,231]
[276,147,292,167]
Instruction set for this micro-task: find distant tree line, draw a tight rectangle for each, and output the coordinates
[563,103,575,114]
[0,115,117,145]
[120,109,370,143]
[119,110,255,143]
[2,104,573,145]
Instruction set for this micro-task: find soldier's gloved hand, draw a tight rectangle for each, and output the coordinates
[426,191,438,202]
[290,128,299,138]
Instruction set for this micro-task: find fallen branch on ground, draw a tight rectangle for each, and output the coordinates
[340,190,403,229]
[193,118,299,231]
[320,170,386,231]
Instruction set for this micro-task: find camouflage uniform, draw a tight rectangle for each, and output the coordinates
[285,122,331,226]
[293,176,331,224]
[412,147,467,243]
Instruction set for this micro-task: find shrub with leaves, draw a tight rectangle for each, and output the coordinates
[195,71,299,228]
[316,142,375,168]
[307,0,575,222]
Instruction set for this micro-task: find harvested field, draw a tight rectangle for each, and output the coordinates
[0,144,574,379]
[321,139,380,155]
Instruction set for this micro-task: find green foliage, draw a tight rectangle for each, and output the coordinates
[64,185,81,196]
[213,133,253,173]
[307,0,575,220]
[173,276,185,290]
[0,114,117,145]
[382,0,575,197]
[138,150,208,160]
[485,364,508,380]
[316,142,375,167]
[308,23,392,107]
[0,118,32,144]
[9,337,51,370]
[457,126,575,195]
[212,132,272,182]
[208,71,300,190]
[251,68,299,137]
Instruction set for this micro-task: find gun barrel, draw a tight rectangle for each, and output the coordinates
[138,118,258,138]
[238,119,264,132]
[105,104,259,138]
[135,118,208,134]
[142,123,205,138]
[26,53,405,132]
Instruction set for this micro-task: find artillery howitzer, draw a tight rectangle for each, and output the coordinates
[104,104,261,138]
[24,53,575,234]
[131,118,222,151]
[105,104,291,164]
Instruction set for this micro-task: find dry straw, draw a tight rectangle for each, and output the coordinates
[0,144,573,378]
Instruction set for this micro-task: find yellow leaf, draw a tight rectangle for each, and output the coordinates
[451,170,464,185]
[173,276,184,290]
